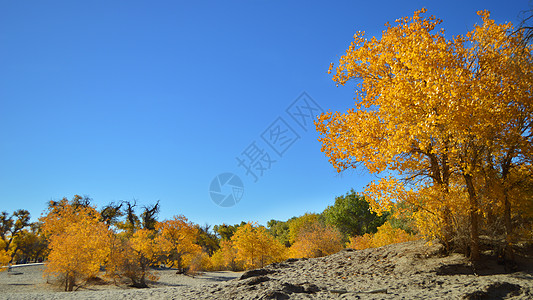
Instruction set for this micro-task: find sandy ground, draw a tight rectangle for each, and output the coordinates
[1,240,533,299]
[0,266,243,299]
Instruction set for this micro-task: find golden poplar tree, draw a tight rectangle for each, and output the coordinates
[155,215,201,272]
[126,228,161,287]
[317,9,533,260]
[289,220,343,258]
[210,240,242,271]
[104,229,160,288]
[232,223,286,269]
[41,198,110,291]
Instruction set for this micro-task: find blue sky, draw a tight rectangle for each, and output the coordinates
[0,0,529,226]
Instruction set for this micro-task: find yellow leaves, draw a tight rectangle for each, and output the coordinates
[364,177,415,216]
[106,233,160,286]
[0,249,9,271]
[40,198,101,239]
[41,201,111,290]
[289,220,343,258]
[45,221,110,279]
[210,240,242,271]
[185,252,211,275]
[347,222,419,250]
[120,228,162,286]
[232,223,286,269]
[287,213,320,244]
[130,229,159,261]
[476,10,491,23]
[155,215,201,269]
[347,233,374,250]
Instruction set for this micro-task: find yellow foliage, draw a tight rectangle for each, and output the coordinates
[130,229,160,260]
[210,240,242,271]
[288,213,320,244]
[104,235,128,282]
[289,220,343,258]
[0,249,10,271]
[348,233,374,250]
[41,202,110,291]
[348,222,419,250]
[40,198,102,238]
[209,250,224,271]
[125,228,160,287]
[156,215,201,270]
[184,251,210,275]
[232,223,287,269]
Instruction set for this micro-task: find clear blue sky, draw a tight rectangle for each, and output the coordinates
[0,0,528,226]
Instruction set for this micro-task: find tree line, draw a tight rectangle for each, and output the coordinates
[0,191,415,291]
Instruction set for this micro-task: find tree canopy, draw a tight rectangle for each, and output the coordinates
[317,9,533,260]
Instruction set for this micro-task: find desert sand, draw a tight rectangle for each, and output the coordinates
[1,240,532,299]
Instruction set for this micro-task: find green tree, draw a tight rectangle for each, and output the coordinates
[213,223,241,241]
[322,190,387,238]
[195,224,220,255]
[267,219,291,247]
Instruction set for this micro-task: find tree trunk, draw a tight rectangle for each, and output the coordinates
[175,254,185,274]
[65,274,75,291]
[139,276,147,288]
[68,278,75,292]
[9,246,19,260]
[504,194,512,241]
[464,174,480,260]
[503,193,515,265]
[500,148,515,264]
[441,205,452,253]
[134,257,149,288]
[135,266,149,288]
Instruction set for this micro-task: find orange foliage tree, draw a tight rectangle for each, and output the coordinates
[232,223,286,269]
[290,219,343,258]
[210,240,242,271]
[317,9,533,260]
[104,229,161,288]
[111,228,161,288]
[156,215,201,272]
[40,197,110,291]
